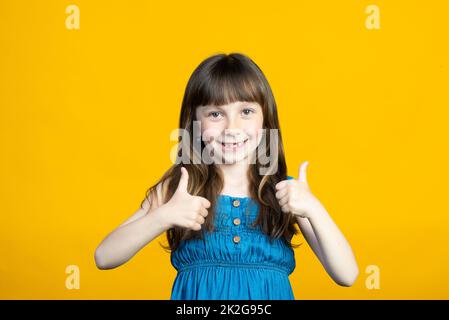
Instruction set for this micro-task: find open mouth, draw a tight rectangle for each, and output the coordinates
[220,138,249,151]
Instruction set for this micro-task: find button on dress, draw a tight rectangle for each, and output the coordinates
[170,176,296,300]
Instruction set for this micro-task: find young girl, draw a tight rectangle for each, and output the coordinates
[94,53,359,300]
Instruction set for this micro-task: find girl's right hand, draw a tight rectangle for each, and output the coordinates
[159,167,211,231]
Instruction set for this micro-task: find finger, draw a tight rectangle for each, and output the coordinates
[185,219,201,230]
[275,180,288,190]
[198,196,211,208]
[176,167,189,193]
[275,187,288,200]
[281,204,290,213]
[298,161,309,185]
[199,206,208,217]
[190,222,202,231]
[278,194,289,207]
[196,214,205,225]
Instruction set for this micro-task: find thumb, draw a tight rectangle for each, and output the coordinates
[298,161,309,185]
[176,167,189,193]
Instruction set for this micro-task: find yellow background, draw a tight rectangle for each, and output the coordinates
[1,0,448,299]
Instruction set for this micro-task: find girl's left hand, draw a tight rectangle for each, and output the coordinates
[275,161,325,219]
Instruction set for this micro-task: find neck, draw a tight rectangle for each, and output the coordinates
[217,160,250,197]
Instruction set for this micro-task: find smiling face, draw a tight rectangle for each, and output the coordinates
[195,101,264,165]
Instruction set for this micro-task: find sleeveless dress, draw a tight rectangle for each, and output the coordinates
[170,176,296,300]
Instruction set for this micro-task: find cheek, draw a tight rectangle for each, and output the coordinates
[201,122,224,142]
[244,119,264,141]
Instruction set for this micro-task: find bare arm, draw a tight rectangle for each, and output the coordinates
[296,216,325,264]
[296,209,359,286]
[94,168,212,270]
[94,183,170,270]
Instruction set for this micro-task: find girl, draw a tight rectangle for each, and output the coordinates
[94,53,359,300]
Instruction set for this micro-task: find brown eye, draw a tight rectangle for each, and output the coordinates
[242,108,254,116]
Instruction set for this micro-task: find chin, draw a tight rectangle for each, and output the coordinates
[213,152,248,165]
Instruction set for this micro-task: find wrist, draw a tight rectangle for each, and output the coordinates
[148,205,173,231]
[306,205,328,223]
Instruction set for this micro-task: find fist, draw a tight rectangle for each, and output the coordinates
[275,161,322,219]
[163,167,211,231]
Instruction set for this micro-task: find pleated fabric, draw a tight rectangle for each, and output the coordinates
[170,176,296,300]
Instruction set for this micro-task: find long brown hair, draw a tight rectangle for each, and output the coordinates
[142,52,301,252]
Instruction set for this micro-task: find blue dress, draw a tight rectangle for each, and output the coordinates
[170,176,296,300]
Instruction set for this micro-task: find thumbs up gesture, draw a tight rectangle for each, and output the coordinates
[162,167,211,231]
[275,161,324,219]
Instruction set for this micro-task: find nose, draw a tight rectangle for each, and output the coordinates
[225,117,243,137]
[226,115,243,130]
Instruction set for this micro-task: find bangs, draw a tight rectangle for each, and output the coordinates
[190,56,266,108]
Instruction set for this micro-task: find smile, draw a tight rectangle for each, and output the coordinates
[220,138,249,151]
